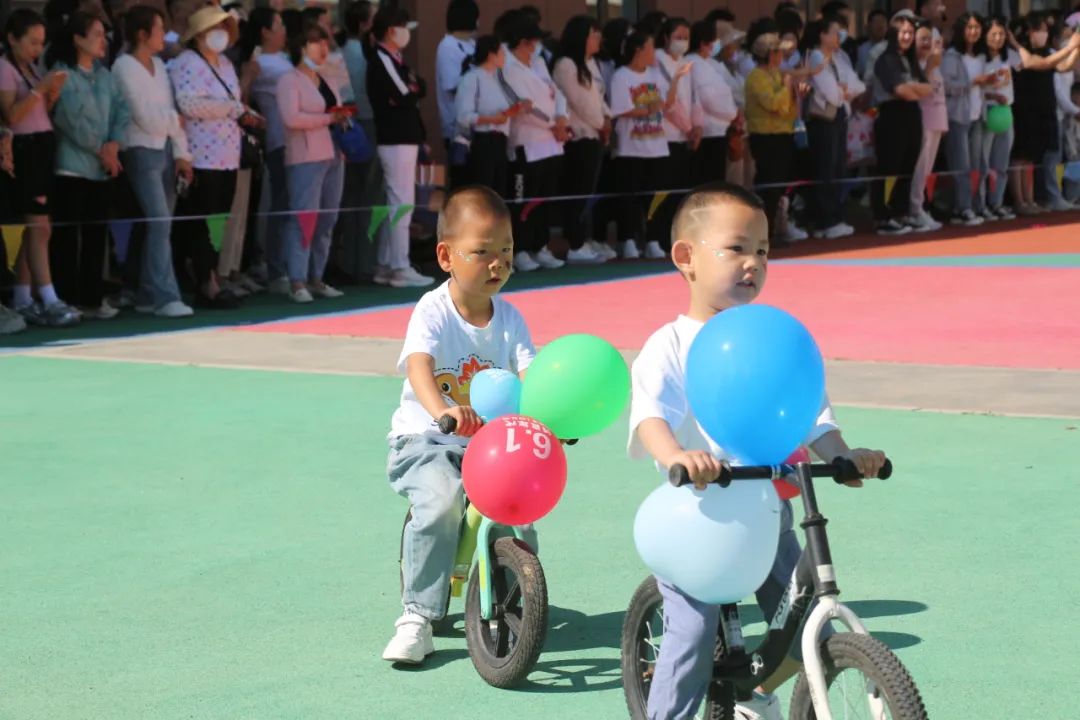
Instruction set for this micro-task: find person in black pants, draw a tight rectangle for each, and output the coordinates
[455,35,520,196]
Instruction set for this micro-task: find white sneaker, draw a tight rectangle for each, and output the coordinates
[389,267,436,288]
[820,223,855,240]
[534,247,565,269]
[566,246,605,264]
[782,224,810,243]
[154,300,194,318]
[622,240,640,259]
[643,241,667,259]
[382,613,434,664]
[586,240,617,260]
[734,690,782,720]
[82,300,119,320]
[951,210,984,226]
[310,283,344,298]
[236,274,264,293]
[246,262,269,283]
[908,210,942,232]
[267,276,292,295]
[290,287,314,304]
[514,251,540,273]
[0,304,27,335]
[372,266,394,286]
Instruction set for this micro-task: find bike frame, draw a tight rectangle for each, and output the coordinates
[451,504,529,621]
[710,463,883,720]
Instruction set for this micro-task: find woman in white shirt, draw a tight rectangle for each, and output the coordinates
[552,15,612,264]
[981,17,1021,218]
[687,19,738,186]
[113,6,193,318]
[610,31,682,260]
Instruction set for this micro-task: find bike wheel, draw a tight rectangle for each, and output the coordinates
[464,537,548,688]
[620,576,734,720]
[399,509,453,634]
[789,632,928,720]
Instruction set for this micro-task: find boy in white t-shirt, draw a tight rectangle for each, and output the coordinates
[383,186,536,665]
[628,182,887,720]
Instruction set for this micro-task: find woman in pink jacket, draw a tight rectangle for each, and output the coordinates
[275,22,350,304]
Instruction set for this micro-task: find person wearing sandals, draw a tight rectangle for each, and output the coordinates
[275,21,349,304]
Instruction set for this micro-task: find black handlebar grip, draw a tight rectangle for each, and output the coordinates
[438,415,457,434]
[832,457,893,483]
[880,459,893,480]
[667,464,732,488]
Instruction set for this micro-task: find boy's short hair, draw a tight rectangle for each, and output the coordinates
[437,185,512,242]
[670,181,766,247]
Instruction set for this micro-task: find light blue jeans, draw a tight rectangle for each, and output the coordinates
[388,434,538,620]
[646,501,830,720]
[122,146,182,309]
[945,120,987,215]
[284,155,345,284]
[981,125,1014,210]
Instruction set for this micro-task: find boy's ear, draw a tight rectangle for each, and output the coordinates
[435,242,454,273]
[672,239,694,277]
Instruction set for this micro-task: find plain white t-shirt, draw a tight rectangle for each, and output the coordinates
[610,65,669,158]
[961,53,985,121]
[627,315,840,473]
[390,282,536,443]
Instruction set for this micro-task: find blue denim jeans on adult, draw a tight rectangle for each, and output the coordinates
[122,146,182,309]
[981,125,1014,210]
[945,120,986,214]
[388,434,538,620]
[264,147,290,281]
[646,500,830,720]
[284,155,345,283]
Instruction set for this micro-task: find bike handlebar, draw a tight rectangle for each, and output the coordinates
[437,415,578,445]
[668,457,893,488]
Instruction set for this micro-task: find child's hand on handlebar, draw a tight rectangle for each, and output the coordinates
[668,450,727,490]
[443,406,483,437]
[839,448,888,486]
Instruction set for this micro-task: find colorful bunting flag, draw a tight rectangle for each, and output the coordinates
[298,211,318,250]
[1,224,24,271]
[367,206,391,241]
[647,192,670,222]
[109,220,134,265]
[1056,163,1065,190]
[986,169,996,197]
[1065,161,1080,183]
[969,169,981,198]
[207,213,228,253]
[520,199,543,222]
[925,173,938,202]
[883,176,897,205]
[391,204,415,227]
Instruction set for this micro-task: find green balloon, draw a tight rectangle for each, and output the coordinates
[986,105,1013,135]
[520,334,631,439]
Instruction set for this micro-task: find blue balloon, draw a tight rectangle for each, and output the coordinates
[686,305,825,465]
[469,369,522,421]
[634,480,781,604]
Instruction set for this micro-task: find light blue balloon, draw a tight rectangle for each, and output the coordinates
[686,304,825,465]
[469,368,522,421]
[633,480,781,604]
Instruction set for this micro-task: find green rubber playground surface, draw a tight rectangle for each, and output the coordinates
[2,356,1077,719]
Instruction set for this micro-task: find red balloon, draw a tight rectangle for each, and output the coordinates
[774,447,811,500]
[462,415,568,526]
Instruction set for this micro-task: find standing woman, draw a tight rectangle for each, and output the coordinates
[686,19,737,187]
[909,21,947,231]
[47,11,130,320]
[869,14,932,235]
[275,21,349,304]
[169,6,250,308]
[744,20,811,243]
[653,16,701,235]
[0,9,78,327]
[552,15,612,264]
[590,17,631,255]
[941,13,995,225]
[367,6,434,288]
[455,37,519,197]
[609,30,681,260]
[981,17,1021,219]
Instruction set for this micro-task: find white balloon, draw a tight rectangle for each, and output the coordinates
[633,479,782,604]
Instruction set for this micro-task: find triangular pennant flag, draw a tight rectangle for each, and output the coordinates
[884,176,897,205]
[969,169,981,198]
[298,211,318,250]
[207,214,228,253]
[1026,163,1035,187]
[1065,161,1080,183]
[391,204,415,227]
[2,224,25,271]
[925,173,938,202]
[367,206,391,241]
[520,199,543,222]
[1056,163,1065,190]
[109,220,134,265]
[986,169,997,197]
[647,192,670,221]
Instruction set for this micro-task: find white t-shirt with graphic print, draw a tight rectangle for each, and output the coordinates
[390,281,536,443]
[628,315,840,474]
[610,65,669,158]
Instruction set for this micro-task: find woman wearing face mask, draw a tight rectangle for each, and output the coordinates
[169,6,252,309]
[46,11,130,320]
[940,13,996,226]
[908,22,947,231]
[275,22,349,304]
[0,9,78,328]
[1011,14,1080,212]
[981,17,1021,219]
[367,7,433,288]
[552,15,613,264]
[687,19,737,187]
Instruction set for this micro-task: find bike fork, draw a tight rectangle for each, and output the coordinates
[473,514,528,621]
[801,596,887,720]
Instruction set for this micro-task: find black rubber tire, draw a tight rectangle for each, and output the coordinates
[398,509,453,634]
[789,632,928,720]
[464,537,548,688]
[620,576,734,720]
